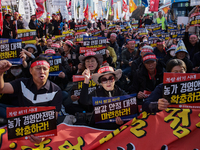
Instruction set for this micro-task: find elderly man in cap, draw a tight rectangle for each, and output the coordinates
[2,14,12,38]
[121,39,137,76]
[130,52,165,105]
[0,57,62,143]
[183,24,200,61]
[109,33,120,59]
[11,12,25,39]
[153,38,167,64]
[43,17,54,39]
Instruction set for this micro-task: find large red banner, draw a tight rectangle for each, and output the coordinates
[0,109,200,149]
[149,0,159,12]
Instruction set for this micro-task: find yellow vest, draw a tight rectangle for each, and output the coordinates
[156,17,166,30]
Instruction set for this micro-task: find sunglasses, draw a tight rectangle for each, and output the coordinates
[100,76,115,84]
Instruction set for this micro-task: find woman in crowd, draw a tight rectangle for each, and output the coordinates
[64,51,103,115]
[142,59,187,113]
[79,66,128,129]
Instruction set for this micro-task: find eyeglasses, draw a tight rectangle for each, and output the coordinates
[100,76,115,84]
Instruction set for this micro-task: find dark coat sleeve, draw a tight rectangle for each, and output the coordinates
[142,84,163,113]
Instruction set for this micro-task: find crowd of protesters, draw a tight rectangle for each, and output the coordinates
[0,8,200,143]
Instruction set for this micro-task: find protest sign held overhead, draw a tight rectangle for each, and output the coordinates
[74,25,87,33]
[71,75,98,98]
[7,106,57,140]
[83,36,107,48]
[92,94,138,123]
[0,38,22,65]
[189,12,200,27]
[17,29,37,43]
[79,46,106,56]
[163,72,200,109]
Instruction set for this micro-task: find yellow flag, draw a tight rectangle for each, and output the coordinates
[116,8,119,19]
[162,7,170,14]
[129,0,137,13]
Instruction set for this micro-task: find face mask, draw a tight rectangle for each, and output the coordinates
[170,50,175,57]
[11,68,22,77]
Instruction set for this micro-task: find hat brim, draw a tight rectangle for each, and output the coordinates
[144,59,156,64]
[79,54,103,65]
[91,69,122,85]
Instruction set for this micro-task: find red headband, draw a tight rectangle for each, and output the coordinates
[128,40,135,44]
[141,48,153,53]
[98,66,114,74]
[45,49,55,54]
[51,43,60,48]
[30,61,50,68]
[157,41,165,45]
[143,55,156,62]
[190,35,197,38]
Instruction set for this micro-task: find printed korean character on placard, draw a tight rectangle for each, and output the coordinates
[91,40,95,46]
[4,51,10,59]
[107,111,115,119]
[164,85,170,95]
[0,44,4,52]
[95,100,99,106]
[94,106,101,114]
[94,40,98,45]
[103,99,108,104]
[194,91,200,102]
[0,52,5,59]
[29,114,35,124]
[180,83,187,93]
[171,84,178,94]
[15,127,24,136]
[181,76,186,81]
[98,100,102,105]
[179,94,187,104]
[8,120,14,129]
[14,117,21,127]
[187,92,195,103]
[166,77,171,83]
[171,77,176,82]
[36,113,42,122]
[115,102,122,110]
[10,50,17,58]
[23,115,30,125]
[49,60,53,66]
[42,121,49,131]
[31,124,39,133]
[48,110,55,120]
[101,105,107,113]
[108,99,111,103]
[42,112,49,121]
[176,76,182,82]
[24,125,31,135]
[109,103,115,111]
[186,82,194,92]
[194,80,200,91]
[171,95,179,104]
[114,110,122,117]
[129,97,137,105]
[9,111,17,117]
[101,113,108,120]
[123,99,131,108]
[11,43,17,50]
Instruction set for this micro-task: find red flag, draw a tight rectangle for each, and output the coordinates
[149,0,159,12]
[123,0,128,12]
[84,3,89,19]
[111,0,114,7]
[35,0,45,18]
